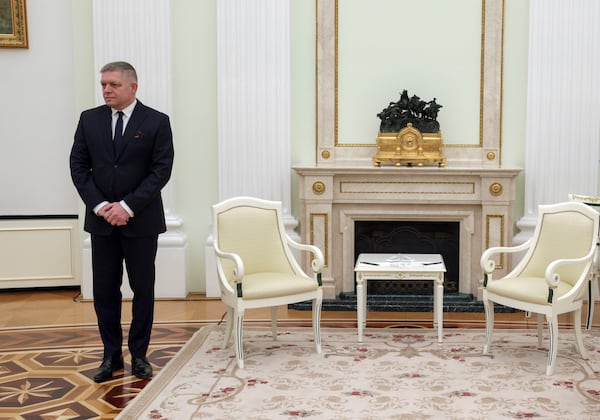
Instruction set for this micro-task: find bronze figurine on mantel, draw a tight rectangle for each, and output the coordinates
[373,90,446,167]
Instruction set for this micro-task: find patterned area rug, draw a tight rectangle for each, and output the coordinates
[0,322,203,419]
[119,326,600,419]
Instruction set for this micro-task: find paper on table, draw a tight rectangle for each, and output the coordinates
[386,254,414,262]
[379,261,428,268]
[360,260,442,268]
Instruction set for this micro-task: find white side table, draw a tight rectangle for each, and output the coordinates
[354,253,446,343]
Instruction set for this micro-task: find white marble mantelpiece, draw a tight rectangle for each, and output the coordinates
[294,166,521,300]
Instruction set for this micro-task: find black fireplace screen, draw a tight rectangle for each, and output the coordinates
[354,221,459,294]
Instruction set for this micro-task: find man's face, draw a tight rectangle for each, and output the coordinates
[101,70,137,110]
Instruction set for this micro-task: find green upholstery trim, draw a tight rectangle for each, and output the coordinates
[237,283,243,298]
[483,273,488,288]
[317,272,322,287]
[547,288,553,304]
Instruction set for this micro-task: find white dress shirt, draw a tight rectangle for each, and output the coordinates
[93,100,138,217]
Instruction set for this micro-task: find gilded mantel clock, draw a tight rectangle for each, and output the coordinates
[373,90,446,167]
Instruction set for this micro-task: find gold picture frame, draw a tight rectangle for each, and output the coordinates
[0,0,28,48]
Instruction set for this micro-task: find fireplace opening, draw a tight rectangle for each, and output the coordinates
[354,220,459,295]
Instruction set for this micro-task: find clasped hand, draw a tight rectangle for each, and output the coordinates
[99,202,130,226]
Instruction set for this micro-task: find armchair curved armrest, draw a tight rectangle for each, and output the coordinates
[213,245,245,283]
[544,249,596,288]
[480,239,532,273]
[286,236,325,272]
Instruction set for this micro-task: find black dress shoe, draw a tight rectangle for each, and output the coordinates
[132,356,153,379]
[93,356,124,383]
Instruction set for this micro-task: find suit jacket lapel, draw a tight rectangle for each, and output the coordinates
[101,106,114,158]
[115,101,147,159]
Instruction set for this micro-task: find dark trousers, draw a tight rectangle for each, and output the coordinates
[91,231,158,360]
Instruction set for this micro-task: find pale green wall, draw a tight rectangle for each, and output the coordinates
[171,0,218,293]
[501,0,530,229]
[337,0,482,147]
[71,0,529,293]
[290,0,318,224]
[72,1,94,113]
[71,0,95,257]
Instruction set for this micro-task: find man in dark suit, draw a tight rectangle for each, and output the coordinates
[70,61,174,382]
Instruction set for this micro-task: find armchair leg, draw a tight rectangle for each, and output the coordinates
[312,297,322,354]
[483,298,494,354]
[546,314,558,375]
[223,307,234,348]
[234,309,245,369]
[271,306,278,340]
[536,313,544,348]
[574,308,589,360]
[586,278,596,330]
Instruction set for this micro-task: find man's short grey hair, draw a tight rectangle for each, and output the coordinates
[100,61,138,82]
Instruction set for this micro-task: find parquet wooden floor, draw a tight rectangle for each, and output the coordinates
[0,288,597,419]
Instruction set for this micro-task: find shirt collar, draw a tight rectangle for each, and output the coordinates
[112,99,137,118]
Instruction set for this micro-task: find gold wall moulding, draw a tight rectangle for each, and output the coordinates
[489,182,503,196]
[309,212,329,267]
[312,181,326,195]
[373,123,446,168]
[485,214,505,269]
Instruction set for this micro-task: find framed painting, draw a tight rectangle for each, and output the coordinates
[0,0,28,48]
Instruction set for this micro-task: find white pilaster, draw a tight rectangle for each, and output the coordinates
[82,0,187,300]
[206,0,297,297]
[515,0,600,245]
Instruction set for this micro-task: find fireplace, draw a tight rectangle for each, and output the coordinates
[354,220,459,294]
[294,166,520,301]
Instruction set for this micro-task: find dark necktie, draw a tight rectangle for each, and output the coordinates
[114,111,124,156]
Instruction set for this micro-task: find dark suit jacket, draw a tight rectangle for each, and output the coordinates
[70,101,174,237]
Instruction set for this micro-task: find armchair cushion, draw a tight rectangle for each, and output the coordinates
[241,272,319,300]
[485,276,573,305]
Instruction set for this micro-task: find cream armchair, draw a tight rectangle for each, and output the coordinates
[481,201,599,375]
[212,196,324,369]
[568,193,600,329]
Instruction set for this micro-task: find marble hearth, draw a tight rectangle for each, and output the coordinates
[294,166,520,301]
